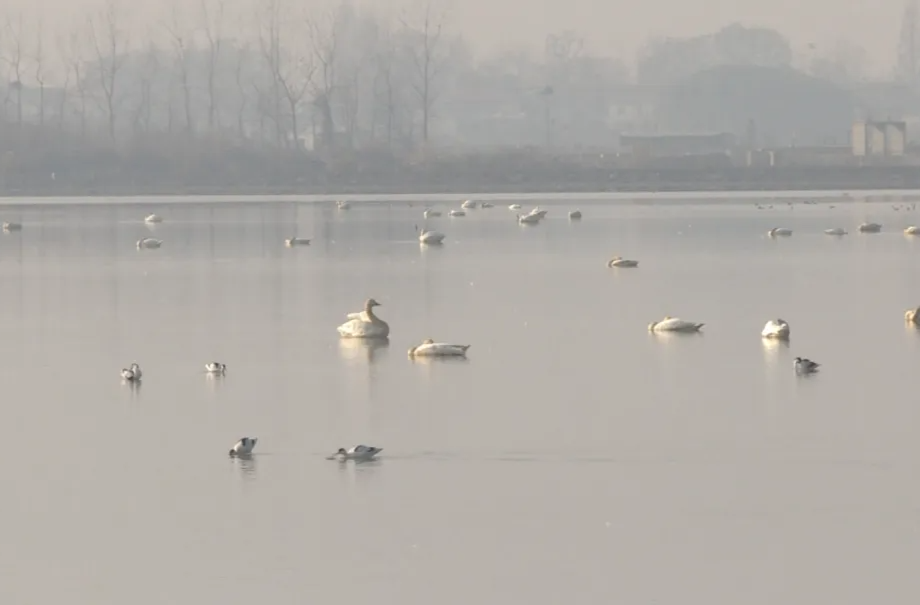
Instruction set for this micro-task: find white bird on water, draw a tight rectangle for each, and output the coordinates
[569,210,583,220]
[229,437,257,456]
[508,204,522,211]
[337,298,390,339]
[905,307,920,325]
[329,445,382,461]
[408,339,471,358]
[793,357,820,374]
[336,200,351,210]
[648,316,704,333]
[768,227,793,237]
[824,227,847,236]
[858,222,882,233]
[449,209,466,217]
[423,209,442,218]
[121,362,142,381]
[144,214,162,223]
[205,362,227,374]
[284,237,310,247]
[761,319,790,340]
[417,226,445,245]
[137,238,162,249]
[517,213,541,225]
[2,221,22,232]
[608,256,639,268]
[461,199,476,209]
[905,226,920,236]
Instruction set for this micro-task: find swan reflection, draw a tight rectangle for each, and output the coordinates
[338,337,390,364]
[761,336,790,367]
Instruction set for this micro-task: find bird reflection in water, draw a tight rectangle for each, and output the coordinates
[761,336,790,368]
[338,337,390,364]
[230,453,258,480]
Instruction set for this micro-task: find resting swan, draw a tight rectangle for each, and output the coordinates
[905,307,920,324]
[508,204,522,211]
[284,237,310,246]
[408,339,470,358]
[824,227,847,235]
[449,209,466,217]
[2,222,22,232]
[461,200,476,209]
[608,256,638,268]
[329,445,382,461]
[768,227,793,237]
[761,319,790,340]
[648,316,704,333]
[337,298,390,339]
[518,213,541,225]
[336,200,351,210]
[137,238,162,249]
[121,362,142,381]
[144,214,163,223]
[905,226,920,235]
[417,227,445,245]
[423,209,442,218]
[229,437,257,456]
[569,210,582,220]
[859,222,882,233]
[205,362,227,374]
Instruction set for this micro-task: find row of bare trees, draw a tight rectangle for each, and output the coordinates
[0,0,462,154]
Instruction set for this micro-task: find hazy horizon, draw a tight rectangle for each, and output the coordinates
[2,0,911,76]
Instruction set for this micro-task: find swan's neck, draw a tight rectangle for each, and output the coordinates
[364,305,378,321]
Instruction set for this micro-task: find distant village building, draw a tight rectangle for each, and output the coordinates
[851,120,907,157]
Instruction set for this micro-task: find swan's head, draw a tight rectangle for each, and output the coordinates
[365,298,381,308]
[608,256,622,267]
[422,338,434,344]
[337,448,347,455]
[647,321,658,332]
[907,308,919,322]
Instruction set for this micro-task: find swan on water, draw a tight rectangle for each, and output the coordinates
[2,222,22,232]
[517,213,541,225]
[527,208,548,219]
[336,200,351,210]
[144,214,163,223]
[761,319,790,340]
[408,339,471,358]
[461,199,476,209]
[905,226,920,235]
[905,307,920,324]
[337,298,390,339]
[608,256,639,268]
[858,222,882,233]
[205,362,227,374]
[793,357,820,374]
[121,362,142,381]
[508,204,522,211]
[569,210,583,220]
[229,437,257,456]
[768,227,793,237]
[284,237,311,247]
[417,227,445,245]
[423,209,442,218]
[481,202,494,208]
[449,209,466,217]
[137,238,162,249]
[329,445,382,461]
[824,227,847,235]
[648,316,704,333]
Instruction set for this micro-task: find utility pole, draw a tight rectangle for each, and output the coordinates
[898,0,919,85]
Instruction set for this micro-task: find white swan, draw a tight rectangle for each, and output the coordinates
[905,226,920,235]
[508,204,522,211]
[449,209,466,217]
[793,357,820,374]
[480,202,494,208]
[2,221,22,232]
[569,210,582,220]
[518,213,541,225]
[761,319,790,340]
[229,437,257,456]
[824,227,847,235]
[337,298,390,339]
[461,199,476,209]
[408,339,471,358]
[418,228,445,245]
[284,237,311,247]
[137,238,162,249]
[608,256,639,268]
[336,200,351,210]
[859,222,882,233]
[144,214,163,223]
[423,209,442,218]
[329,445,382,461]
[121,362,142,381]
[205,362,227,374]
[768,227,793,237]
[905,307,920,324]
[648,316,704,333]
[527,208,548,219]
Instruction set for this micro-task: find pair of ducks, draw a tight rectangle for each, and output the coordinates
[120,362,226,381]
[336,299,471,357]
[228,438,383,461]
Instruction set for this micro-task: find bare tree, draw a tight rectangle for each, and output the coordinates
[87,0,128,139]
[3,13,26,127]
[53,34,72,131]
[200,0,226,132]
[66,31,89,138]
[399,0,448,144]
[163,3,195,133]
[255,0,285,145]
[232,42,250,138]
[308,6,341,151]
[132,43,159,134]
[371,22,399,148]
[32,18,47,127]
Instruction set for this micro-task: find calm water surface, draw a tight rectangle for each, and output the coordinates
[2,195,920,604]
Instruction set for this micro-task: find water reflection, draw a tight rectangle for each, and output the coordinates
[337,338,390,364]
[408,355,471,365]
[761,337,791,367]
[230,454,258,479]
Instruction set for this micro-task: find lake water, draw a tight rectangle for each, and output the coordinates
[2,194,920,604]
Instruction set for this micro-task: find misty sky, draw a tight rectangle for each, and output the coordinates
[4,0,911,74]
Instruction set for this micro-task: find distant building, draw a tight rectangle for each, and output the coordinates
[851,120,906,157]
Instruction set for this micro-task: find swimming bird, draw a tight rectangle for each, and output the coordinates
[423,209,442,218]
[121,362,142,381]
[144,214,162,223]
[648,316,704,333]
[905,226,920,235]
[284,237,310,247]
[608,256,639,268]
[2,221,22,232]
[337,298,390,339]
[229,437,257,456]
[449,209,466,217]
[517,213,541,224]
[858,222,882,233]
[408,339,471,358]
[508,204,522,211]
[330,445,382,461]
[137,238,162,249]
[336,200,350,210]
[824,227,847,235]
[569,210,583,220]
[768,227,793,237]
[205,362,227,374]
[461,199,476,209]
[480,202,494,208]
[417,227,445,245]
[527,208,548,219]
[761,319,790,340]
[793,357,820,374]
[905,307,920,325]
